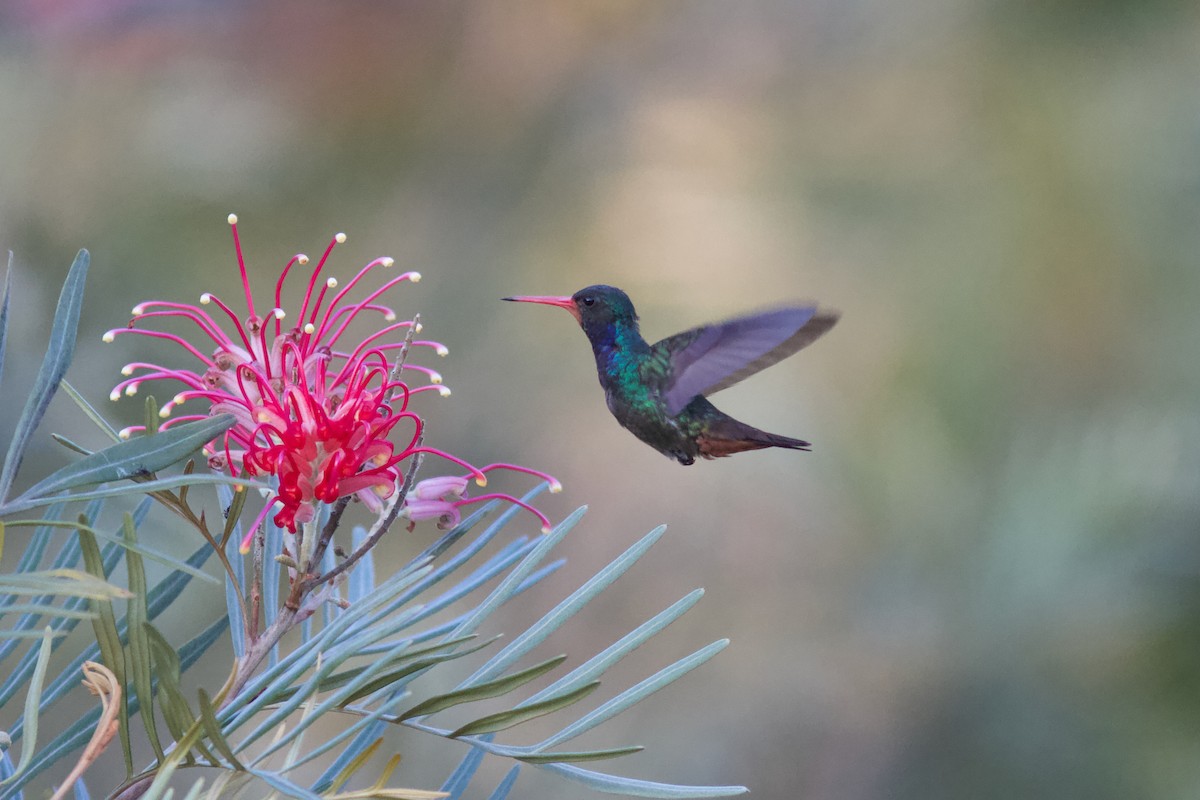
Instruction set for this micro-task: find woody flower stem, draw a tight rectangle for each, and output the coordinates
[224,496,351,703]
[306,451,423,592]
[303,495,352,583]
[223,606,298,706]
[225,454,420,705]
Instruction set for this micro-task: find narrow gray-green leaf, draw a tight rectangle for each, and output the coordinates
[178,459,195,506]
[458,525,665,689]
[486,766,520,800]
[220,485,248,548]
[197,688,244,770]
[249,627,465,763]
[337,637,497,707]
[282,692,411,775]
[61,380,120,442]
[0,625,53,783]
[400,655,567,722]
[3,530,197,732]
[146,623,201,748]
[521,589,704,708]
[19,414,235,501]
[447,506,586,642]
[535,640,729,751]
[3,617,227,794]
[449,681,600,738]
[441,743,486,799]
[143,395,159,437]
[144,623,181,681]
[0,628,70,640]
[0,473,270,516]
[51,433,93,456]
[0,603,98,621]
[0,249,89,502]
[2,520,217,585]
[270,634,479,705]
[124,516,165,763]
[246,769,322,800]
[77,527,132,773]
[517,746,644,764]
[179,776,208,800]
[0,570,130,600]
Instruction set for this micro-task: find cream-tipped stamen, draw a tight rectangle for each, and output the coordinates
[227,213,238,225]
[550,481,563,493]
[118,427,135,440]
[106,217,560,543]
[102,331,115,343]
[109,389,121,402]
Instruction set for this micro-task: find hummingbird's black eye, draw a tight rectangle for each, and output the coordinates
[581,296,596,307]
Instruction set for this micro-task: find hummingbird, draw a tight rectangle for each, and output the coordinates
[504,285,838,465]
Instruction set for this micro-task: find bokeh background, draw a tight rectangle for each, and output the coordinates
[2,1,1200,798]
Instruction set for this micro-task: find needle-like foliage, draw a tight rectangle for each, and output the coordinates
[0,249,746,799]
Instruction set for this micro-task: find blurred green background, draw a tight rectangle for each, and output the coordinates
[3,1,1200,798]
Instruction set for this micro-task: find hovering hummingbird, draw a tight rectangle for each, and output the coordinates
[504,285,838,465]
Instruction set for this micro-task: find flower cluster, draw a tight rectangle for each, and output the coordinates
[106,215,558,548]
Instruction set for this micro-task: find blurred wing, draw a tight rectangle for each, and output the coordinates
[657,306,839,416]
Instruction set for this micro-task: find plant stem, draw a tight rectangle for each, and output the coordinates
[307,452,421,591]
[224,602,299,704]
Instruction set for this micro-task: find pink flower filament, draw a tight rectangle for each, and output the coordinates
[105,215,559,551]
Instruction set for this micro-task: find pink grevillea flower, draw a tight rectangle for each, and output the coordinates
[404,465,563,531]
[105,214,559,549]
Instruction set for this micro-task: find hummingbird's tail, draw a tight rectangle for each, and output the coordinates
[695,418,812,458]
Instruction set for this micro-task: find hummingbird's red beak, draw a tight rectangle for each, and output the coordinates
[503,295,581,323]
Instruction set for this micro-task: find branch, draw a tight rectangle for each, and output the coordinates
[309,449,422,590]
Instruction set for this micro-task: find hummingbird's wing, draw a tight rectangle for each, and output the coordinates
[655,306,839,416]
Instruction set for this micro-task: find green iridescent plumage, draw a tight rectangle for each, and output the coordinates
[505,285,838,465]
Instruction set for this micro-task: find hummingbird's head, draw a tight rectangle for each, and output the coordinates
[504,284,638,339]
